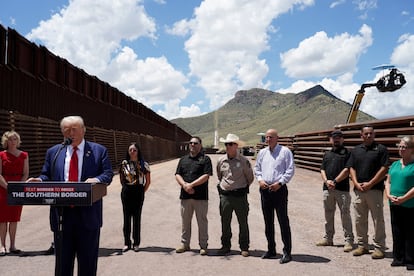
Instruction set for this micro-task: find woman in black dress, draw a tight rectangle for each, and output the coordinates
[119,143,151,252]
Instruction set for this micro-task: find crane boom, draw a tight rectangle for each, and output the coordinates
[346,83,377,124]
[346,68,406,124]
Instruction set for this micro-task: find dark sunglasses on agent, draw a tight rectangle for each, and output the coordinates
[225,142,236,146]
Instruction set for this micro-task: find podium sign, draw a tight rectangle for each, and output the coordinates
[7,182,107,206]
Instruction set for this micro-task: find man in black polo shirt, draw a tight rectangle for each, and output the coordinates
[347,125,389,259]
[175,136,213,256]
[317,130,354,252]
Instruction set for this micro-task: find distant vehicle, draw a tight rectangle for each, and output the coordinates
[242,146,255,156]
[346,65,407,124]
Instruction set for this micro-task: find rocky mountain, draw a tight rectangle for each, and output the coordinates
[171,85,375,147]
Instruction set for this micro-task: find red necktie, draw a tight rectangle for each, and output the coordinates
[69,146,78,182]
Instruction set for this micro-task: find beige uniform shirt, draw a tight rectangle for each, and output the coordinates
[217,153,254,191]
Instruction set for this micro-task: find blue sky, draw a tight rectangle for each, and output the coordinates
[1,0,413,120]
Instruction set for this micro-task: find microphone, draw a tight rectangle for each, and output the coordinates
[52,137,72,180]
[62,137,72,146]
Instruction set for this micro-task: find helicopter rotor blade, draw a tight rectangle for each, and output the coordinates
[372,64,396,70]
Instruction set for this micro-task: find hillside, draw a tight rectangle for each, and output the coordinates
[171,85,375,146]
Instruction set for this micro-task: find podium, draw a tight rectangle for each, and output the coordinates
[7,181,107,206]
[7,181,108,276]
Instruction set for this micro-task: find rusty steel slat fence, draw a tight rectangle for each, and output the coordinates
[0,25,192,177]
[282,116,414,172]
[2,25,414,175]
[0,25,190,144]
[0,110,188,176]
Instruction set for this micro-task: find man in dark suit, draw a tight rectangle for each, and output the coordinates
[28,115,113,276]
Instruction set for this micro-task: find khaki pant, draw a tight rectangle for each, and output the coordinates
[354,189,386,250]
[322,189,354,243]
[180,199,208,249]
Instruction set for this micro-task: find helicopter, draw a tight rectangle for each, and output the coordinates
[346,65,407,123]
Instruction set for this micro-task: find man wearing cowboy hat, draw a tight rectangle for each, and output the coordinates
[216,134,254,257]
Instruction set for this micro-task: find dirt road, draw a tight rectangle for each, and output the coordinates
[0,155,410,276]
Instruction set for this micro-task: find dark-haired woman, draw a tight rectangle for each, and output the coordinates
[119,143,151,252]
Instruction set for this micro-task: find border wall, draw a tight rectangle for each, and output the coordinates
[282,116,414,172]
[0,25,191,175]
[0,109,191,176]
[1,25,413,175]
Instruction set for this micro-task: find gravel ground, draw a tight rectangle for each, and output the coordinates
[0,154,411,276]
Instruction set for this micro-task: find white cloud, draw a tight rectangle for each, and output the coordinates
[1,16,16,26]
[20,0,318,119]
[25,0,192,119]
[347,34,414,119]
[364,34,414,119]
[156,99,203,119]
[19,0,412,122]
[352,0,377,20]
[277,73,360,107]
[391,34,414,68]
[280,24,373,78]
[320,33,414,120]
[277,80,316,94]
[27,0,157,75]
[166,19,192,36]
[329,0,346,9]
[103,47,189,106]
[352,0,377,11]
[179,0,315,110]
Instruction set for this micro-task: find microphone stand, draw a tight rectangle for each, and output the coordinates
[51,138,71,276]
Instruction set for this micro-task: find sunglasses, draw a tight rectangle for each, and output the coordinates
[225,142,236,146]
[189,142,199,145]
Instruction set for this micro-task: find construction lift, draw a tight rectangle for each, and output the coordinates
[346,65,407,124]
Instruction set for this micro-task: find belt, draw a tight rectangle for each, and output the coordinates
[125,182,145,186]
[217,184,248,196]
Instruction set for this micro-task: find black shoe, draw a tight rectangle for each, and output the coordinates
[280,253,292,264]
[261,251,277,259]
[218,247,231,255]
[407,264,414,270]
[391,260,405,267]
[44,245,55,255]
[9,248,22,254]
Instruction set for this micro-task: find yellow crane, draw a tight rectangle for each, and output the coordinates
[346,65,406,124]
